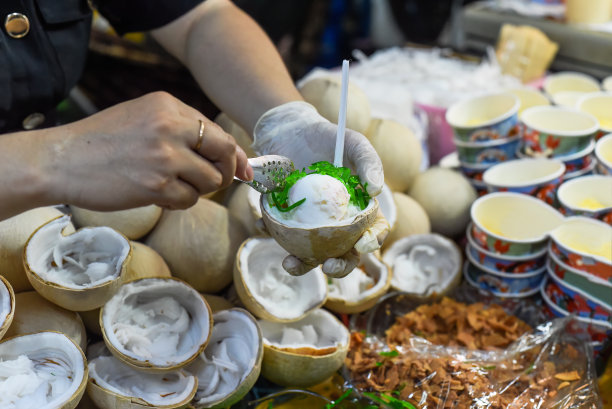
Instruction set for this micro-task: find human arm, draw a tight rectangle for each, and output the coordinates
[0,92,250,221]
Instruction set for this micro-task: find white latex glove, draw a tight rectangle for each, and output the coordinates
[252,101,388,277]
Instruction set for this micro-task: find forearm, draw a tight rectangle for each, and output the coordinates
[0,130,60,220]
[152,0,303,134]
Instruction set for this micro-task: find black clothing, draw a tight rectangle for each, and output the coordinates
[0,0,202,132]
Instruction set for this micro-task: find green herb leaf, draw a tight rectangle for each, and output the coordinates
[324,388,353,409]
[525,363,536,374]
[378,350,399,358]
[267,401,274,409]
[375,362,383,367]
[362,392,417,409]
[480,365,497,371]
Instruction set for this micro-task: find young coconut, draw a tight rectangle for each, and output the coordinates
[0,206,74,293]
[0,331,87,408]
[382,192,431,250]
[100,277,212,372]
[0,275,15,341]
[233,238,327,322]
[382,234,463,297]
[298,75,372,134]
[5,291,87,352]
[145,198,248,293]
[260,162,379,272]
[23,215,131,311]
[87,344,198,409]
[187,308,263,409]
[325,252,392,314]
[68,205,162,240]
[259,308,350,387]
[224,182,263,236]
[201,294,235,313]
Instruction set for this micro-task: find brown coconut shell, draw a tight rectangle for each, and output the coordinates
[260,197,379,267]
[0,207,74,293]
[23,217,131,312]
[145,198,248,293]
[69,205,162,240]
[0,275,15,341]
[5,291,87,351]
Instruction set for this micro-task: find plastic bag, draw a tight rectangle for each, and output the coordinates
[344,286,603,409]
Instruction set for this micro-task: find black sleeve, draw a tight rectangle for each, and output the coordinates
[93,0,205,35]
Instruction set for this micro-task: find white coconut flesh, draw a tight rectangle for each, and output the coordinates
[188,309,260,406]
[240,239,326,320]
[383,234,461,296]
[263,174,371,228]
[89,355,197,406]
[247,188,262,219]
[328,253,387,302]
[0,332,85,409]
[260,309,349,354]
[0,279,12,333]
[26,216,129,289]
[102,278,211,367]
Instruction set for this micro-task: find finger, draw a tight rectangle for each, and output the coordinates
[322,249,360,278]
[354,210,390,253]
[197,121,238,189]
[174,147,226,195]
[282,255,319,276]
[156,179,200,210]
[235,145,253,181]
[345,130,384,196]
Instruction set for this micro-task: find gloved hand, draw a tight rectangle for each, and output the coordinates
[252,101,388,277]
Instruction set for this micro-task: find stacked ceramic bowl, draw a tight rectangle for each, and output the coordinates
[576,93,612,142]
[519,106,600,180]
[595,133,612,175]
[541,217,612,357]
[446,93,522,195]
[464,192,563,298]
[556,175,612,224]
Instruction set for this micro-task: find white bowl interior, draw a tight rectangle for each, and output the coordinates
[551,217,612,261]
[472,193,563,241]
[604,76,612,92]
[521,106,599,135]
[577,93,612,131]
[483,158,564,187]
[446,93,518,128]
[544,72,601,95]
[551,91,586,108]
[596,134,612,166]
[557,175,612,211]
[509,88,550,115]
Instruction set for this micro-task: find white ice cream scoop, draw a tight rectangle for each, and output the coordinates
[287,174,350,224]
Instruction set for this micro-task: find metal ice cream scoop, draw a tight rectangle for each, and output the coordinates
[234,155,295,194]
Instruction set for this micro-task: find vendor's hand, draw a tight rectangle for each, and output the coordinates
[252,101,387,277]
[44,91,252,211]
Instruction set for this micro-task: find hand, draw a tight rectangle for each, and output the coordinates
[43,91,252,211]
[252,101,387,277]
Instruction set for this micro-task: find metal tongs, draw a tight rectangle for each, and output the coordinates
[234,155,295,194]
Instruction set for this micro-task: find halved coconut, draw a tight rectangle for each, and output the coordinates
[0,275,15,340]
[0,207,74,293]
[5,291,87,351]
[101,277,212,372]
[224,182,263,236]
[325,252,392,314]
[69,205,162,240]
[0,331,87,408]
[383,233,463,297]
[145,198,248,293]
[88,346,198,409]
[259,309,349,387]
[234,237,327,322]
[261,196,379,269]
[188,308,263,408]
[23,215,130,311]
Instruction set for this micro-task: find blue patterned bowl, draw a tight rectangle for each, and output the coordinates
[463,259,545,297]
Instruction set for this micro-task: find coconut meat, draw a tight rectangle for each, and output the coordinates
[327,253,388,303]
[264,174,370,228]
[383,235,460,296]
[103,279,210,367]
[26,216,129,289]
[188,309,259,406]
[89,355,196,405]
[260,309,349,351]
[0,280,11,330]
[241,239,326,320]
[0,332,84,409]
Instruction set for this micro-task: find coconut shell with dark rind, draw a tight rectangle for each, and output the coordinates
[260,197,379,267]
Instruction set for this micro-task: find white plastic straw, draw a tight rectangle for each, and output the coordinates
[334,59,350,167]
